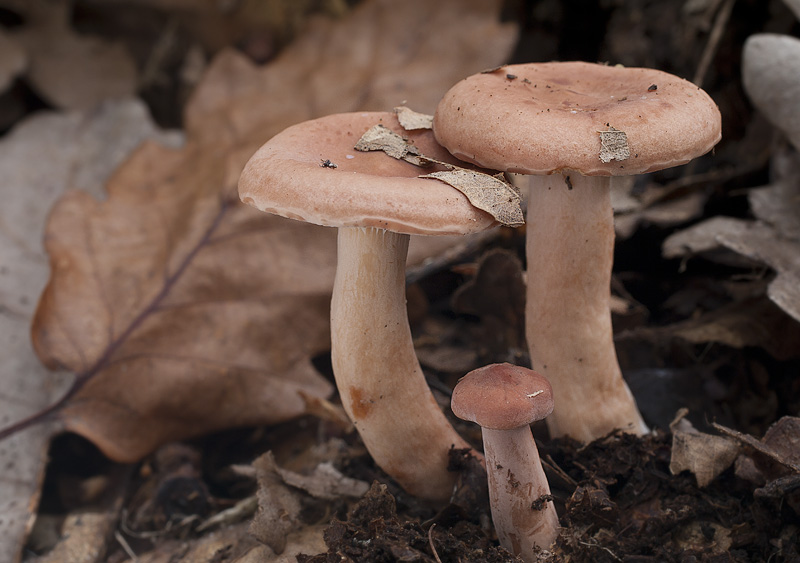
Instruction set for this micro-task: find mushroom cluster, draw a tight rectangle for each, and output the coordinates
[434,62,722,442]
[238,62,722,548]
[238,111,497,501]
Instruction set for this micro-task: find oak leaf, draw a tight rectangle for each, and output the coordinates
[18,0,518,465]
[0,99,182,563]
[663,148,800,325]
[32,140,338,461]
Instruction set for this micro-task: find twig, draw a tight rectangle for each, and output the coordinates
[428,523,443,563]
[196,495,258,532]
[693,0,736,87]
[579,539,622,562]
[712,422,800,473]
[541,453,578,488]
[115,531,138,562]
[405,229,500,285]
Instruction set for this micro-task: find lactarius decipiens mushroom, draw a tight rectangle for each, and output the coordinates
[238,112,498,501]
[451,363,559,560]
[435,62,722,442]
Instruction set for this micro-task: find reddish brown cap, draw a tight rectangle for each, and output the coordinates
[434,62,721,176]
[451,363,554,430]
[238,111,497,236]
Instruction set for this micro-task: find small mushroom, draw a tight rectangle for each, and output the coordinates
[238,112,498,501]
[451,363,559,560]
[434,62,722,442]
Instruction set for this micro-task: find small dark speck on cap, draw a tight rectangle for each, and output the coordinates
[648,84,658,91]
[506,74,517,80]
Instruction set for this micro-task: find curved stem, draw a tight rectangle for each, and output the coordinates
[483,426,558,559]
[525,173,647,441]
[331,226,473,501]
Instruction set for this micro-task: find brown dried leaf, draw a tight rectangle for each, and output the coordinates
[663,148,800,323]
[353,123,524,226]
[614,182,706,240]
[394,106,433,130]
[669,297,800,361]
[421,170,524,227]
[273,462,370,501]
[10,2,137,109]
[250,452,304,554]
[451,249,527,360]
[669,414,741,487]
[18,0,518,465]
[32,142,337,461]
[664,216,800,323]
[184,0,518,148]
[354,124,421,160]
[0,100,181,563]
[713,418,800,474]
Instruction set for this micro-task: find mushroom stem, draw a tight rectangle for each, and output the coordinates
[525,173,648,442]
[331,226,473,501]
[482,426,559,557]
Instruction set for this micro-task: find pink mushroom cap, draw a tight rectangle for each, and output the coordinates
[451,363,554,431]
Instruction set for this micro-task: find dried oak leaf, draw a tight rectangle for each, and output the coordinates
[0,100,182,563]
[451,248,527,361]
[663,217,800,324]
[669,413,741,487]
[250,451,304,554]
[31,140,337,462]
[663,149,800,324]
[24,0,518,464]
[183,0,517,150]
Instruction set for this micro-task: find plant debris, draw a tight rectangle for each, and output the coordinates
[354,125,524,227]
[297,483,514,563]
[669,410,741,487]
[421,170,524,227]
[354,123,422,160]
[394,106,434,130]
[598,125,630,163]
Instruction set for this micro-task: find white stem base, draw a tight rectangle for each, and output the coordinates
[526,173,648,442]
[483,427,559,559]
[331,226,473,501]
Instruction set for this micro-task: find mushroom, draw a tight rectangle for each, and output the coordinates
[238,111,498,501]
[434,62,721,442]
[451,363,559,559]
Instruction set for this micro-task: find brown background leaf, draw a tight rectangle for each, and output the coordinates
[29,0,518,462]
[33,141,337,461]
[0,99,182,563]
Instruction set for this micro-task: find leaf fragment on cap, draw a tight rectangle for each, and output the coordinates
[354,124,421,160]
[354,124,524,227]
[421,170,524,227]
[394,106,433,130]
[599,126,630,163]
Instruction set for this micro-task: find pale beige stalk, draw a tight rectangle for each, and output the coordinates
[526,173,647,441]
[331,226,472,501]
[483,427,559,558]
